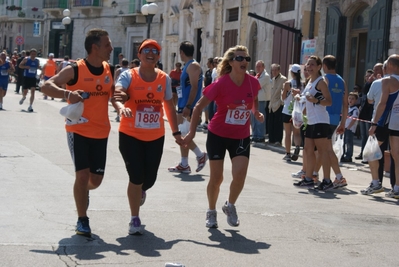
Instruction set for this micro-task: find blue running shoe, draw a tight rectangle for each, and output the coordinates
[76,217,91,237]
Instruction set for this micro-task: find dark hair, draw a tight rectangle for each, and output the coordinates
[64,55,70,61]
[121,58,129,66]
[84,28,109,54]
[207,58,214,64]
[293,71,302,90]
[131,58,140,67]
[308,55,323,76]
[322,55,336,70]
[179,41,195,57]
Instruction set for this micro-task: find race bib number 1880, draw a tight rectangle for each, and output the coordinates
[135,104,161,129]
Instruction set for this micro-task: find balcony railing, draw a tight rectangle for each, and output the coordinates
[73,0,103,7]
[43,0,68,9]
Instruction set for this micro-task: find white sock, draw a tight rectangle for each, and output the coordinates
[372,180,380,187]
[181,157,189,167]
[312,171,318,176]
[335,173,343,180]
[227,201,235,207]
[394,185,399,192]
[193,146,203,157]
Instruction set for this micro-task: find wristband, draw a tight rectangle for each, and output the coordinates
[185,104,192,109]
[67,91,72,100]
[371,122,377,126]
[172,131,182,136]
[316,99,321,105]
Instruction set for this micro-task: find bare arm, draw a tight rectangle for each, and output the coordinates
[41,66,83,103]
[281,81,291,101]
[183,95,211,146]
[182,62,202,118]
[19,58,28,69]
[336,80,349,134]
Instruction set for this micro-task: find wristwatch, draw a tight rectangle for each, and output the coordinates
[316,99,321,105]
[185,104,192,109]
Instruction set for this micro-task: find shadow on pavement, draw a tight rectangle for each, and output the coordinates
[116,230,184,257]
[30,234,130,260]
[186,228,271,254]
[172,173,207,182]
[31,231,185,260]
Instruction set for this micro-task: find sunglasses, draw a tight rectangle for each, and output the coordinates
[233,56,251,62]
[141,48,159,55]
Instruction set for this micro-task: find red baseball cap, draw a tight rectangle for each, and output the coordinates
[138,39,161,52]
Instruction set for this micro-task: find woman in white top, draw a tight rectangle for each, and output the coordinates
[293,55,332,190]
[281,64,303,162]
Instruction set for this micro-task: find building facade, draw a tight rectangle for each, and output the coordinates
[1,0,397,91]
[0,0,45,53]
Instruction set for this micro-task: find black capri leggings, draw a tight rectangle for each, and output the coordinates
[119,132,164,191]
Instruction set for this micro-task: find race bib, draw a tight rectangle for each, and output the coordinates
[176,86,182,98]
[1,69,8,76]
[225,108,251,125]
[135,104,161,129]
[28,67,37,74]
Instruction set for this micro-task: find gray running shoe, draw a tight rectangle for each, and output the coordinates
[222,202,239,227]
[19,97,26,105]
[206,209,218,228]
[128,217,142,235]
[360,182,384,195]
[385,189,399,199]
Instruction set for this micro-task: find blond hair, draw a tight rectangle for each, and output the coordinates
[217,45,249,77]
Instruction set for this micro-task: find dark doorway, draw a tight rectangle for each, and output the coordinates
[195,28,202,63]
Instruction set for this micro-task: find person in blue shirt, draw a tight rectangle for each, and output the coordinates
[0,51,15,110]
[18,48,40,112]
[168,41,208,174]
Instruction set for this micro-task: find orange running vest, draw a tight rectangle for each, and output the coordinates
[65,59,113,139]
[119,68,167,141]
[44,59,56,77]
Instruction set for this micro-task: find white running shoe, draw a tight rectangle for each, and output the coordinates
[128,217,142,235]
[291,169,305,178]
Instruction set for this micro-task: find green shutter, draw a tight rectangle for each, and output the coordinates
[324,6,346,75]
[365,0,392,70]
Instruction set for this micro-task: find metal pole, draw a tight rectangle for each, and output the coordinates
[309,0,316,39]
[146,14,154,39]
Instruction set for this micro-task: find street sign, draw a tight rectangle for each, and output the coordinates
[15,36,24,45]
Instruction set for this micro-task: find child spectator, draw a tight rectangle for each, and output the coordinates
[341,92,359,162]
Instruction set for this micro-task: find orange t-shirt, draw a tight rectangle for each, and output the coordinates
[44,59,57,77]
[65,60,113,139]
[119,68,167,141]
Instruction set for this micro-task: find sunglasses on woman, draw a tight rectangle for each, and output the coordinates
[141,48,159,55]
[233,55,251,62]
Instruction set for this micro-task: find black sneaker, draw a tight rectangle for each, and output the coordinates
[291,146,300,161]
[355,154,362,160]
[315,179,334,191]
[76,216,91,237]
[293,178,314,187]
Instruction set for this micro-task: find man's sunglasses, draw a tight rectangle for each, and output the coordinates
[141,48,159,55]
[233,56,251,62]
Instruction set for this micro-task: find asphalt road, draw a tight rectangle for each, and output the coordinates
[0,83,397,267]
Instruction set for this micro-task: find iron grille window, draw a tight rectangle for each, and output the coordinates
[227,7,239,22]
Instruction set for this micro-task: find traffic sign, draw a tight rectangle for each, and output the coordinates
[15,35,24,45]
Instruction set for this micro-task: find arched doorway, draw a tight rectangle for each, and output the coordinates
[348,5,370,91]
[249,22,257,70]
